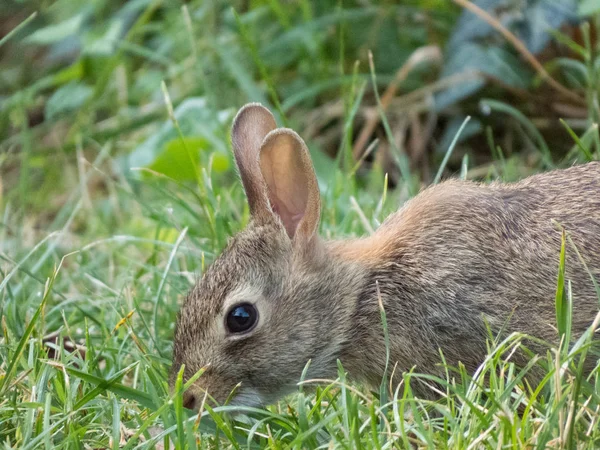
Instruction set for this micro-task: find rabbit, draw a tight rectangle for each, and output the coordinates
[170,103,600,410]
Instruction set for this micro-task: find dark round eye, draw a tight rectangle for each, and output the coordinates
[225,303,258,334]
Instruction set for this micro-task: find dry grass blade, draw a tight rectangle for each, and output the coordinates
[352,45,442,158]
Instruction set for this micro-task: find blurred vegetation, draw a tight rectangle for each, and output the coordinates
[2,0,600,448]
[1,0,596,203]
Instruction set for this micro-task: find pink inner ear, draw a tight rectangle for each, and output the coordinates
[270,198,305,238]
[259,128,319,242]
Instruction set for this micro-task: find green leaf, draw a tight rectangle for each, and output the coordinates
[26,14,85,45]
[124,97,230,175]
[436,43,530,110]
[147,137,208,182]
[84,19,125,56]
[45,82,93,120]
[579,0,600,16]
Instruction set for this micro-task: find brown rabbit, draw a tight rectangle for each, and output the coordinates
[171,103,600,410]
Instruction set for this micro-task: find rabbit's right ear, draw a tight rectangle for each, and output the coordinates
[259,128,321,246]
[231,103,277,221]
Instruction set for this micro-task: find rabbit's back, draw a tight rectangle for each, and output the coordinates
[359,163,600,377]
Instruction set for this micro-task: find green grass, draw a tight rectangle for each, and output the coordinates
[1,0,600,448]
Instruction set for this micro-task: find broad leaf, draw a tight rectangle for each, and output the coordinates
[45,81,93,120]
[26,14,85,45]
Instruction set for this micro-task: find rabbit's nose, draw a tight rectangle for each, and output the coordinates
[183,392,197,410]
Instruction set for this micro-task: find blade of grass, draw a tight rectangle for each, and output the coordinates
[0,11,37,48]
[367,50,415,195]
[173,365,186,450]
[153,226,187,352]
[433,116,471,184]
[480,99,552,167]
[65,366,156,410]
[232,8,285,124]
[560,119,595,161]
[555,230,568,339]
[0,264,56,396]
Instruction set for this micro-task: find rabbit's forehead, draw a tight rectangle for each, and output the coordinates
[222,284,264,309]
[196,226,289,311]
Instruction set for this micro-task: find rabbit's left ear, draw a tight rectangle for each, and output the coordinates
[231,103,277,222]
[259,128,321,244]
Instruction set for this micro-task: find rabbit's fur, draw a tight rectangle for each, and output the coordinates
[171,103,600,409]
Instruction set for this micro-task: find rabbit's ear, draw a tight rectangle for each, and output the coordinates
[231,103,277,221]
[259,128,321,243]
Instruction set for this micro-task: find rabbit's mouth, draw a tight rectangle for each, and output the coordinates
[183,386,266,412]
[227,387,265,410]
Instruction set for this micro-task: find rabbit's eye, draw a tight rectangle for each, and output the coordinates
[225,303,258,334]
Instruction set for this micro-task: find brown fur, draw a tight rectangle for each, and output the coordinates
[171,104,600,409]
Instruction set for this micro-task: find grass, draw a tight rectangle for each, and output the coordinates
[1,0,600,448]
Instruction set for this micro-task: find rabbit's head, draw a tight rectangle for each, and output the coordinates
[170,104,359,409]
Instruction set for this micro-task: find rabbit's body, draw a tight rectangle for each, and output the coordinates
[332,166,600,396]
[171,104,600,409]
